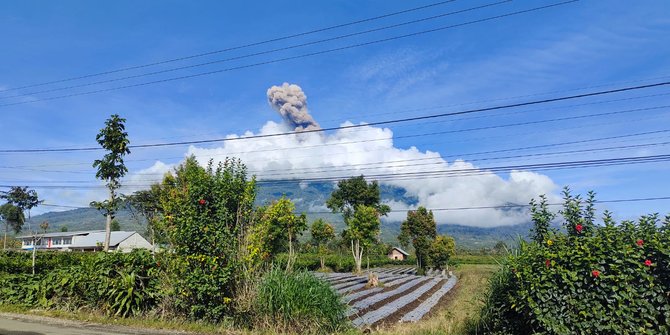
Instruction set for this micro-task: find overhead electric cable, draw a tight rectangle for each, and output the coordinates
[1,79,666,154]
[0,1,511,101]
[0,0,461,94]
[2,153,669,188]
[0,0,577,108]
[37,195,670,212]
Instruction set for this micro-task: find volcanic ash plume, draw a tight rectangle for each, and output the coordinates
[267,83,321,131]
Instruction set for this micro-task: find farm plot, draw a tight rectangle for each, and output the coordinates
[318,267,458,328]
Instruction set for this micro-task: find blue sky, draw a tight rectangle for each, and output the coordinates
[1,0,669,225]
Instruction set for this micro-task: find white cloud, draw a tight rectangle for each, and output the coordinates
[137,119,558,227]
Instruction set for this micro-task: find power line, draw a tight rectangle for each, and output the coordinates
[3,153,668,188]
[0,0,461,94]
[1,79,667,154]
[0,1,511,101]
[37,195,670,213]
[0,0,578,108]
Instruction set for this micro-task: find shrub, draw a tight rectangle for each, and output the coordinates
[274,252,414,272]
[473,190,670,334]
[252,267,348,333]
[0,250,160,317]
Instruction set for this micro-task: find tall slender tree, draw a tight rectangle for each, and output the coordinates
[91,114,130,252]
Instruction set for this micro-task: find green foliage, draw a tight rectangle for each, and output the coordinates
[0,251,159,317]
[274,252,414,272]
[110,219,121,231]
[1,203,24,235]
[399,206,437,269]
[159,156,256,322]
[256,197,306,270]
[1,186,42,220]
[474,190,670,334]
[91,114,131,251]
[529,194,555,243]
[310,218,335,269]
[326,175,390,220]
[430,235,455,270]
[124,184,164,245]
[253,267,348,333]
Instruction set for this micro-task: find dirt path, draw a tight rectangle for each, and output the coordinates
[0,313,191,335]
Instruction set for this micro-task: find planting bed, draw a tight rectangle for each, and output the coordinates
[316,266,458,328]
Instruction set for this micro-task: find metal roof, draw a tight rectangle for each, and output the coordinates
[70,231,135,248]
[391,247,410,256]
[17,230,105,239]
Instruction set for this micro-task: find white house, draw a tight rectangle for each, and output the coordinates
[18,230,153,252]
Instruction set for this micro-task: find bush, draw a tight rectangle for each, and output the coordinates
[0,250,160,317]
[274,252,415,272]
[252,267,348,333]
[473,190,670,334]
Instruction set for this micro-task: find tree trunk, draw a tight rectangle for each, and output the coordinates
[320,255,325,270]
[286,232,294,272]
[104,188,113,252]
[351,239,363,273]
[4,223,7,250]
[31,236,37,275]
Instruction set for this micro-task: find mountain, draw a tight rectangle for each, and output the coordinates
[26,181,531,249]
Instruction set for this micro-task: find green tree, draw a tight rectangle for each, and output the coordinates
[0,203,24,249]
[159,156,256,321]
[2,186,41,274]
[1,186,41,228]
[346,205,381,273]
[110,219,121,231]
[124,184,163,249]
[529,194,555,243]
[39,220,49,233]
[310,218,335,269]
[326,175,390,220]
[257,197,307,271]
[91,114,130,252]
[60,225,68,232]
[429,235,455,270]
[398,206,437,269]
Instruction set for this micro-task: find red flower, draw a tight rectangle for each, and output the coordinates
[636,239,644,247]
[591,270,600,278]
[644,259,652,267]
[575,224,583,233]
[198,199,206,205]
[545,259,551,268]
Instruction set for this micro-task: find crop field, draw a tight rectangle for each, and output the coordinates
[315,267,457,328]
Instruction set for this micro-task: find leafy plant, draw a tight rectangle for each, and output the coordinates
[253,267,348,333]
[473,190,670,334]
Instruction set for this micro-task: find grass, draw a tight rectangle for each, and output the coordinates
[0,263,499,335]
[377,264,499,335]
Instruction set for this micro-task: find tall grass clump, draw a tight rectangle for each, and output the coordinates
[253,267,349,333]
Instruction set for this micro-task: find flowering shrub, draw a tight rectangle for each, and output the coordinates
[473,189,670,334]
[159,156,256,322]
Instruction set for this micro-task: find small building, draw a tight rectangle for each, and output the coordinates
[388,247,409,261]
[18,230,153,252]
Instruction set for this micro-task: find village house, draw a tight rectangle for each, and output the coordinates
[18,230,153,252]
[388,246,409,261]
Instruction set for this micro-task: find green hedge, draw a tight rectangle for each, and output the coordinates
[0,250,160,317]
[275,253,415,272]
[474,214,670,334]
